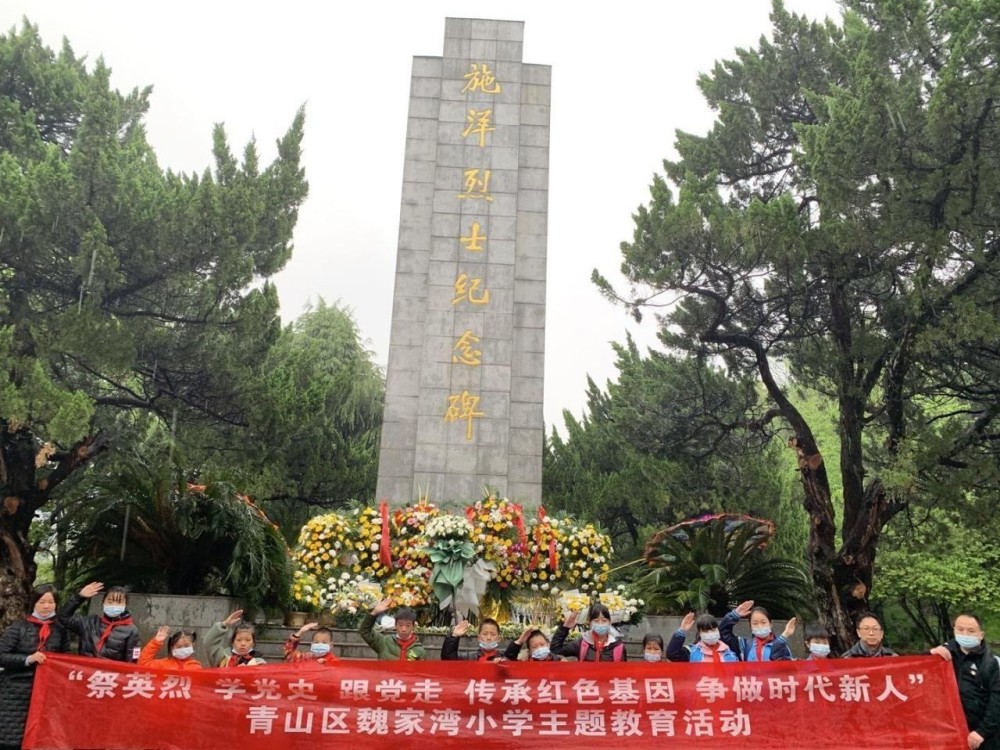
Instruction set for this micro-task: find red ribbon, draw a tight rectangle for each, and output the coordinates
[512,503,527,548]
[96,615,134,654]
[379,500,392,569]
[26,615,52,651]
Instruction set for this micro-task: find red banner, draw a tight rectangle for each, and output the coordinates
[25,654,967,749]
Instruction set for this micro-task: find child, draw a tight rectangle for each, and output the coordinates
[284,622,339,664]
[720,600,794,661]
[359,598,426,661]
[442,617,505,661]
[504,626,560,661]
[204,609,266,667]
[58,581,139,662]
[667,612,739,663]
[642,633,665,662]
[138,626,203,669]
[804,621,832,659]
[550,604,628,662]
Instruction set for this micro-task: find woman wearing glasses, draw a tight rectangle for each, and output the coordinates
[842,613,898,657]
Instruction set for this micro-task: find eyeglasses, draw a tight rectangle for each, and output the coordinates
[858,626,882,633]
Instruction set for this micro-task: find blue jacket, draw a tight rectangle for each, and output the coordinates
[666,630,739,663]
[720,610,793,661]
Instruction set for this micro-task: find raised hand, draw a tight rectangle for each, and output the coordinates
[563,610,580,629]
[735,600,754,618]
[372,598,393,616]
[680,612,696,631]
[517,625,534,644]
[154,625,171,642]
[451,620,471,637]
[79,581,104,599]
[781,616,797,639]
[296,622,319,638]
[223,609,244,627]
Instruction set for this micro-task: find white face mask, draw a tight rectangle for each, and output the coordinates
[701,630,721,646]
[172,646,195,660]
[644,652,662,663]
[32,611,55,621]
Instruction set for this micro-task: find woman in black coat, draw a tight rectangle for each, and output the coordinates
[0,584,69,750]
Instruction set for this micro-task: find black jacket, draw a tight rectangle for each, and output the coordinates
[0,617,69,747]
[440,634,503,661]
[549,626,627,662]
[944,639,1000,747]
[58,593,139,662]
[841,639,898,658]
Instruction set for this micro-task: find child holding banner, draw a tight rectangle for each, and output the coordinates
[57,581,139,662]
[359,598,427,660]
[667,612,739,663]
[139,625,203,669]
[550,603,628,661]
[0,584,69,750]
[284,622,339,664]
[204,609,266,667]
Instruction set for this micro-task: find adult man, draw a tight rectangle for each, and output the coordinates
[931,613,1000,750]
[842,613,898,657]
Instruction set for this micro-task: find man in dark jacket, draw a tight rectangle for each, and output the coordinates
[931,613,1000,750]
[842,613,898,658]
[58,581,140,662]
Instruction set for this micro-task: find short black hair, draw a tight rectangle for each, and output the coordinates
[314,627,333,639]
[855,612,882,629]
[395,607,417,623]
[954,612,984,630]
[696,614,720,632]
[642,633,664,649]
[750,606,771,621]
[526,629,549,647]
[804,621,830,641]
[479,618,500,633]
[229,622,256,646]
[103,586,129,601]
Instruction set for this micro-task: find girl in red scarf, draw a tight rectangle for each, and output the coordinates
[0,585,70,749]
[58,581,139,662]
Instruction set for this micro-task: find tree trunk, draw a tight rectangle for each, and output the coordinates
[0,424,41,626]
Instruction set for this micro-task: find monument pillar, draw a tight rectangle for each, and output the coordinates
[376,18,550,506]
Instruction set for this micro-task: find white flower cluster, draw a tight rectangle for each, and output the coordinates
[424,514,474,540]
[319,573,381,615]
[599,584,644,624]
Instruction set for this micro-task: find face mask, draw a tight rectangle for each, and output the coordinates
[701,630,721,645]
[479,640,499,651]
[752,627,771,638]
[172,646,194,660]
[310,642,332,656]
[32,611,55,620]
[103,605,126,618]
[531,646,550,660]
[644,652,662,663]
[809,643,831,657]
[956,634,981,650]
[232,646,253,656]
[591,623,611,636]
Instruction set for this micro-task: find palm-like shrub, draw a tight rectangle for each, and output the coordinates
[637,514,813,618]
[64,459,291,611]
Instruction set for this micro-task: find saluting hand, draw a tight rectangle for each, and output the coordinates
[79,581,104,599]
[680,612,696,631]
[223,609,244,627]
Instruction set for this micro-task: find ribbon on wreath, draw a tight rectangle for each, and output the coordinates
[453,558,496,620]
[428,538,476,610]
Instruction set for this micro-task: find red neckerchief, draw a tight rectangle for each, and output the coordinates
[753,633,775,661]
[225,651,255,667]
[396,634,416,661]
[477,649,499,662]
[26,616,52,651]
[96,615,134,654]
[704,642,723,662]
[593,636,608,661]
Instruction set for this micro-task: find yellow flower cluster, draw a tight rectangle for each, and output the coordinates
[559,520,613,593]
[290,569,323,611]
[468,496,530,591]
[294,512,353,577]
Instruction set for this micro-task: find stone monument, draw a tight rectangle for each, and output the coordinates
[375,18,550,506]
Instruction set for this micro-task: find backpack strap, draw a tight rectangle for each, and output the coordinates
[611,641,625,662]
[579,639,590,662]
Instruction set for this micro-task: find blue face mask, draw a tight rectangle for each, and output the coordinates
[644,652,662,663]
[956,634,981,650]
[103,605,126,618]
[310,642,332,656]
[701,630,721,646]
[172,646,194,660]
[531,646,551,660]
[591,623,611,636]
[752,627,772,639]
[479,640,499,651]
[809,643,831,657]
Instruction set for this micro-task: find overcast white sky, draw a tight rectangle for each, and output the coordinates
[2,0,840,430]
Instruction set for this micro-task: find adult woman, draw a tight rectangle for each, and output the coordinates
[0,585,69,749]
